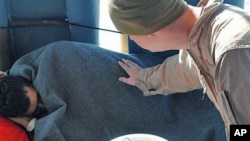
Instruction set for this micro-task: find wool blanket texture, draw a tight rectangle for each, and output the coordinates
[10,41,226,141]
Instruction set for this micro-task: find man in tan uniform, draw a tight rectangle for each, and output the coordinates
[109,0,250,140]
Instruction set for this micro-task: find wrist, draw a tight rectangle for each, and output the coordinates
[9,116,32,129]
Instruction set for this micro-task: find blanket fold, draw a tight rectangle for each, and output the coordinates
[10,41,226,141]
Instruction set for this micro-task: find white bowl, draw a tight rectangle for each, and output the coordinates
[111,133,168,141]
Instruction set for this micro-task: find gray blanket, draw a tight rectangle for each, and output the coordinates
[10,41,226,141]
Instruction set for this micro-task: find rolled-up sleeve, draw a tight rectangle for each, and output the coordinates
[136,50,202,96]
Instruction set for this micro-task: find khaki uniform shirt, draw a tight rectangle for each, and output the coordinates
[135,0,250,140]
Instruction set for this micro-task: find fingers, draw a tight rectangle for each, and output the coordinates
[118,59,135,75]
[118,59,141,86]
[118,60,133,85]
[118,77,128,83]
[118,76,135,86]
[118,59,140,71]
[121,58,139,68]
[118,60,130,72]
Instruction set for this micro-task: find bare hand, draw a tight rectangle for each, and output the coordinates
[118,59,142,86]
[9,116,31,128]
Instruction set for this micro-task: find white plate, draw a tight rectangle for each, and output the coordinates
[111,133,168,141]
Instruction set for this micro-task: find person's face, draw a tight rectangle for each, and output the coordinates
[24,86,48,118]
[24,86,38,116]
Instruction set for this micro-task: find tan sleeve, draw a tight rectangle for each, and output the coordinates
[136,50,202,96]
[215,49,250,123]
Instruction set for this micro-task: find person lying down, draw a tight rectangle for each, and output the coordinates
[0,41,226,141]
[0,75,48,140]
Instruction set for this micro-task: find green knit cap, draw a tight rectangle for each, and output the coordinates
[109,0,188,35]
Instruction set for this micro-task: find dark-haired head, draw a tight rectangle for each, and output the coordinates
[0,76,32,117]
